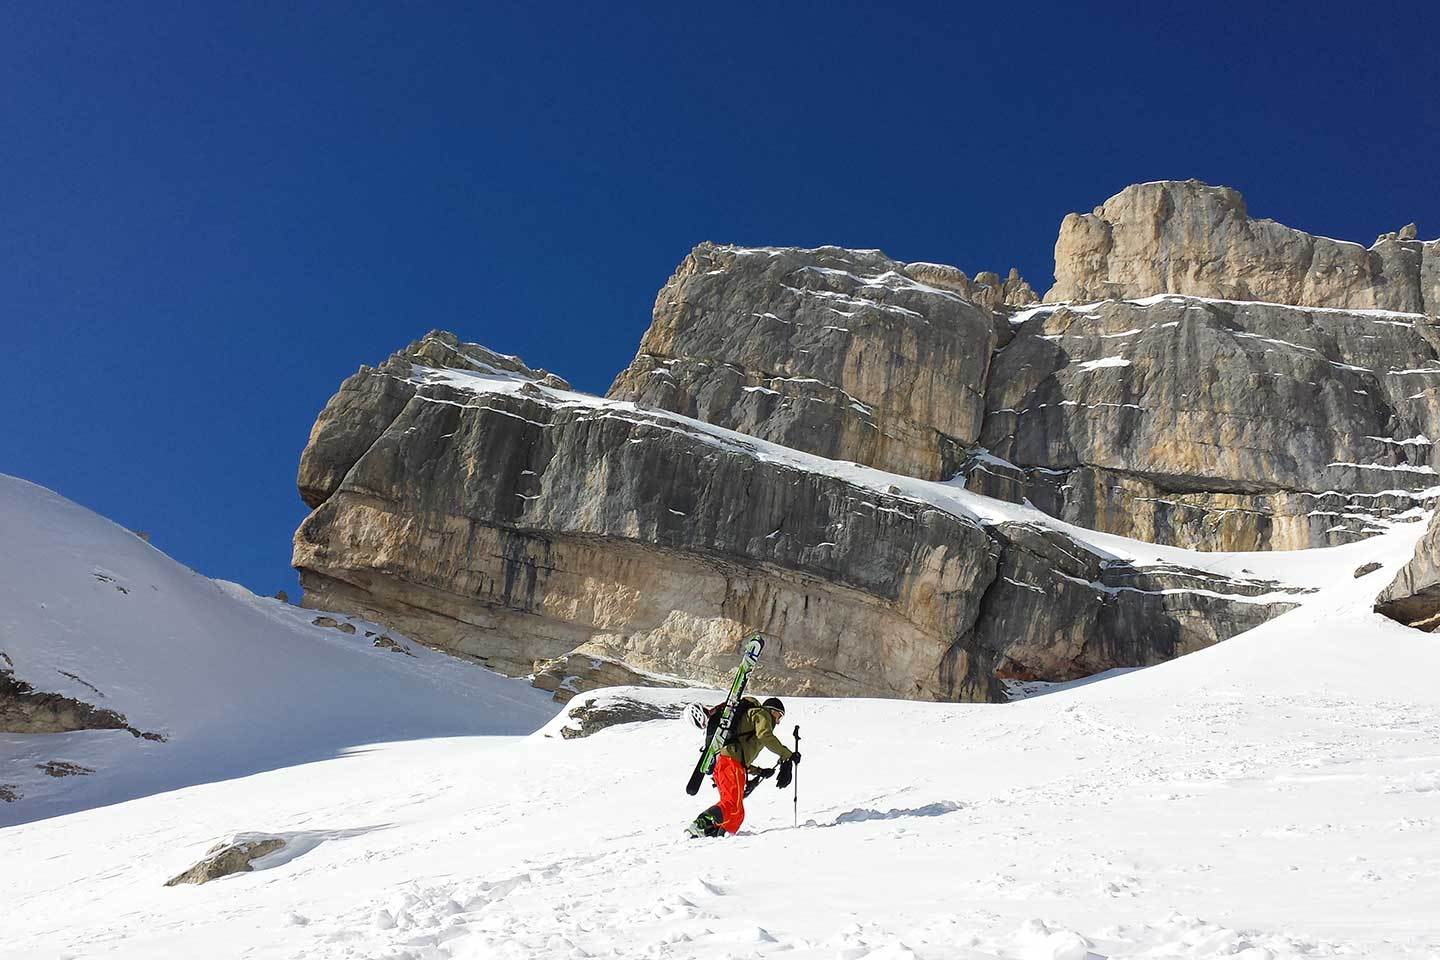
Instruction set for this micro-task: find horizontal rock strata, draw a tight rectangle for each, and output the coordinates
[607,243,1025,480]
[959,296,1440,550]
[294,338,1305,701]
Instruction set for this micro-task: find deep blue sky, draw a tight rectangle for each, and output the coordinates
[5,2,1438,597]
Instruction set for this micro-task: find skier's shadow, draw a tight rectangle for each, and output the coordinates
[749,800,963,834]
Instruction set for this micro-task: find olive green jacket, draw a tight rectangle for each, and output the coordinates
[720,705,795,768]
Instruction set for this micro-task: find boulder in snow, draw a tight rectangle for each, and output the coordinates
[165,835,286,887]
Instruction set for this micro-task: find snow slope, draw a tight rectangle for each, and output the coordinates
[0,474,557,826]
[3,500,1439,957]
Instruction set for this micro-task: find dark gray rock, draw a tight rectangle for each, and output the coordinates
[555,694,687,739]
[37,761,95,778]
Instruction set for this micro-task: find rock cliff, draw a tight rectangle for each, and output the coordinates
[1376,510,1440,629]
[294,334,1305,702]
[961,296,1440,550]
[1046,180,1440,314]
[607,244,1029,480]
[295,180,1440,699]
[608,238,1440,552]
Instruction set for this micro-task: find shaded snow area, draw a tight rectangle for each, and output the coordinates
[0,474,557,826]
[4,493,1440,957]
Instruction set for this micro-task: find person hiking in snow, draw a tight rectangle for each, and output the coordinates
[687,696,799,838]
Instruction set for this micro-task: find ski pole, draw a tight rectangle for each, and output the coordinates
[792,725,801,828]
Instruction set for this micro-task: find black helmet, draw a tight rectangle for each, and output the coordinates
[762,696,785,716]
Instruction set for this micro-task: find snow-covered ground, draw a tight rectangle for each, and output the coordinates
[0,474,557,825]
[3,472,1440,957]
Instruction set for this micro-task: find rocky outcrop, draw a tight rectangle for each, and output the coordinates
[295,181,1440,691]
[298,332,570,510]
[606,244,1027,480]
[165,835,286,886]
[37,761,94,778]
[606,237,1440,552]
[551,689,689,739]
[1046,180,1438,314]
[1376,511,1440,629]
[293,337,1305,701]
[1,667,165,740]
[958,296,1440,550]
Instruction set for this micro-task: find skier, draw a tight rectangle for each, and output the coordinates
[687,696,800,838]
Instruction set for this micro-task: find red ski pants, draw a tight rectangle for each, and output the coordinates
[712,754,747,834]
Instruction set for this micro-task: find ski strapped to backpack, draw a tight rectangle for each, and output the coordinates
[685,634,764,795]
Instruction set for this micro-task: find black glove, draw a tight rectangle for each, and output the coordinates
[789,751,801,765]
[775,758,793,790]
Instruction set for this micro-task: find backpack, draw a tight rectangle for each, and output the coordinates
[699,696,759,746]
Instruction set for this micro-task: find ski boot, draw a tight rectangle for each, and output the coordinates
[685,805,726,838]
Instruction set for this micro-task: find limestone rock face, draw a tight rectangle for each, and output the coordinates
[959,297,1440,550]
[297,331,569,510]
[1046,181,1437,314]
[606,244,1023,480]
[293,337,1303,701]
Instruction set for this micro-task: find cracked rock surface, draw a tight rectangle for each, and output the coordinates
[293,336,1302,702]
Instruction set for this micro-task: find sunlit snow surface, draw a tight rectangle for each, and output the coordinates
[4,461,1440,954]
[0,474,557,826]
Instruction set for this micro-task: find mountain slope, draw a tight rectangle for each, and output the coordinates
[3,514,1438,958]
[0,474,557,826]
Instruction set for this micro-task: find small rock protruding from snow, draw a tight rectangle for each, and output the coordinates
[164,835,287,887]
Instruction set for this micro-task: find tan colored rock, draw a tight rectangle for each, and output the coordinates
[165,836,286,886]
[1376,509,1440,630]
[1046,180,1435,314]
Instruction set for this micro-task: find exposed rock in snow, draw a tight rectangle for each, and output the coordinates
[0,666,166,742]
[547,687,693,739]
[1376,508,1440,629]
[164,835,287,886]
[1046,179,1439,314]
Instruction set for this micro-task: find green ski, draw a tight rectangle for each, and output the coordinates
[684,635,764,795]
